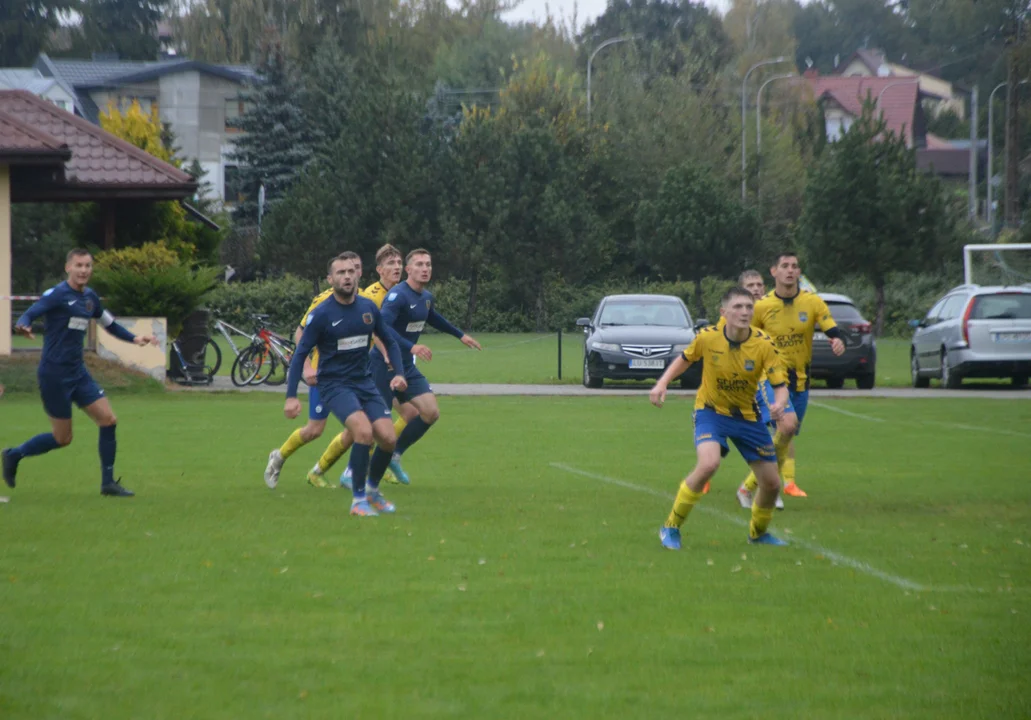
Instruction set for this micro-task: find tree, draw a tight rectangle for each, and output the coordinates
[75,0,170,60]
[11,204,73,293]
[0,0,76,66]
[635,162,760,316]
[796,101,960,334]
[228,40,314,227]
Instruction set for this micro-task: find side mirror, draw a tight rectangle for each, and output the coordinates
[694,318,710,330]
[575,318,591,327]
[908,319,924,329]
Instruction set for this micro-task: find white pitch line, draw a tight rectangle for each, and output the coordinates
[919,419,1031,440]
[549,462,986,594]
[808,401,885,422]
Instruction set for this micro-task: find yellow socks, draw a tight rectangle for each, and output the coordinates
[279,429,307,459]
[743,471,758,492]
[393,416,407,437]
[664,483,704,529]
[781,457,796,486]
[317,433,349,473]
[749,505,774,539]
[745,432,793,492]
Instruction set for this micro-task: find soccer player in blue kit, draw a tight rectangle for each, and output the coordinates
[283,252,409,517]
[2,249,159,496]
[370,249,481,481]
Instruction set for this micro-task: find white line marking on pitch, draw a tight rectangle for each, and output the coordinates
[809,401,885,422]
[549,462,986,594]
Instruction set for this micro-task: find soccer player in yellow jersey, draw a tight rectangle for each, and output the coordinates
[738,252,844,499]
[263,255,365,488]
[651,287,795,549]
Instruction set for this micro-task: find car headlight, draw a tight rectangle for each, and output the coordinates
[672,344,689,355]
[590,341,621,353]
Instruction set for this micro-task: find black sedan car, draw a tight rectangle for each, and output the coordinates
[810,292,877,389]
[577,294,707,389]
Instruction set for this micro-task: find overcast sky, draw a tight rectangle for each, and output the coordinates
[500,0,731,30]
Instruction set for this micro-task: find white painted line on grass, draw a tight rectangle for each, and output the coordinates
[809,401,885,422]
[549,462,987,594]
[919,419,1031,440]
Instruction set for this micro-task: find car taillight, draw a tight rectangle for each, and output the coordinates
[850,322,871,334]
[961,297,975,346]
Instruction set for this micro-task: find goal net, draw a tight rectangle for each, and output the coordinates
[963,244,1031,287]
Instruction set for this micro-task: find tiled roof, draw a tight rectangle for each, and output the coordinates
[806,75,921,145]
[0,110,69,155]
[0,89,194,191]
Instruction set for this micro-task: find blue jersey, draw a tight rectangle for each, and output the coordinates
[371,281,463,368]
[286,293,406,399]
[16,281,134,373]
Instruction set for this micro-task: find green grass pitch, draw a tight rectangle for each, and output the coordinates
[1,392,1029,718]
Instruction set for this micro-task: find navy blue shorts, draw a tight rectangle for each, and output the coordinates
[693,408,776,464]
[38,368,105,419]
[318,379,391,425]
[371,358,433,406]
[308,386,330,421]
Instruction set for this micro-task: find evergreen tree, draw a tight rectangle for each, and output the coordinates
[75,0,170,60]
[228,40,314,228]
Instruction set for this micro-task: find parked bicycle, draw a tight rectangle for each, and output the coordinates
[210,311,256,365]
[230,314,296,387]
[169,333,221,385]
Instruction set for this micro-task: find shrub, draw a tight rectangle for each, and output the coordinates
[204,275,319,334]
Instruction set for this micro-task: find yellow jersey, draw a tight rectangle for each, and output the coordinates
[298,289,334,371]
[359,281,389,309]
[752,290,837,392]
[683,326,787,422]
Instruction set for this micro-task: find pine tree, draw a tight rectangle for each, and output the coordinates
[228,40,314,228]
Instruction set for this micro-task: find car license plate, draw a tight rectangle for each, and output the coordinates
[993,332,1031,343]
[629,358,665,369]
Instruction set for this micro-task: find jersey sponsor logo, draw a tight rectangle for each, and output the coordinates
[337,335,369,351]
[775,333,806,348]
[798,311,808,323]
[406,321,425,333]
[744,360,755,371]
[68,317,89,331]
[363,312,373,325]
[717,378,751,393]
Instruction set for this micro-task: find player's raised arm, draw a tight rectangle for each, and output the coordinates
[427,307,480,350]
[650,333,703,407]
[92,297,157,346]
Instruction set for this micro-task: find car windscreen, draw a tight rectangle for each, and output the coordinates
[970,293,1031,320]
[826,302,863,322]
[598,302,689,327]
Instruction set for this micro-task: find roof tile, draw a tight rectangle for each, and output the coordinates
[805,75,921,145]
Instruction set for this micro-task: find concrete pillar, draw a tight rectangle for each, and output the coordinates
[0,164,11,357]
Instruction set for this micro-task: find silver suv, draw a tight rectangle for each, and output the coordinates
[910,285,1031,388]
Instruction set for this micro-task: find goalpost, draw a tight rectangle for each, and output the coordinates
[963,244,1031,286]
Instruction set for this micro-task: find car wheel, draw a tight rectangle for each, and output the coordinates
[1013,375,1029,388]
[825,377,845,389]
[583,356,603,389]
[941,348,963,389]
[911,351,929,388]
[855,373,875,390]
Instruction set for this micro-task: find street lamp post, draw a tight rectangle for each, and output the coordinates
[987,79,1028,228]
[741,56,789,201]
[755,73,796,197]
[587,35,640,124]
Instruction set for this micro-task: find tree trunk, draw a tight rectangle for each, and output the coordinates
[465,268,479,330]
[874,279,886,337]
[693,276,705,319]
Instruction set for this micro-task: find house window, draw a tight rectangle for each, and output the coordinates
[225,97,252,132]
[825,116,854,142]
[223,165,244,204]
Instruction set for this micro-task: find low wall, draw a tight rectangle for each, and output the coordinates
[94,317,167,382]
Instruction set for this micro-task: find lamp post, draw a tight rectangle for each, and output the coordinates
[988,79,1028,227]
[758,71,795,194]
[742,56,790,201]
[587,35,640,124]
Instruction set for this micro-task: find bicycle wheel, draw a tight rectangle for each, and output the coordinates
[248,346,276,385]
[231,345,265,387]
[183,336,222,381]
[264,351,288,386]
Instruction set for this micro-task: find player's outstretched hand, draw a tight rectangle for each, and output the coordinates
[134,335,159,347]
[412,344,433,362]
[830,337,845,356]
[390,375,408,393]
[649,383,667,408]
[14,324,34,340]
[460,335,482,351]
[284,398,301,419]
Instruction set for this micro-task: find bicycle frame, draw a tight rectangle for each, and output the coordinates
[213,318,255,358]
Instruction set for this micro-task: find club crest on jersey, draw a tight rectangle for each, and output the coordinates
[744,360,755,371]
[798,312,808,323]
[425,300,431,309]
[363,312,373,325]
[85,299,94,313]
